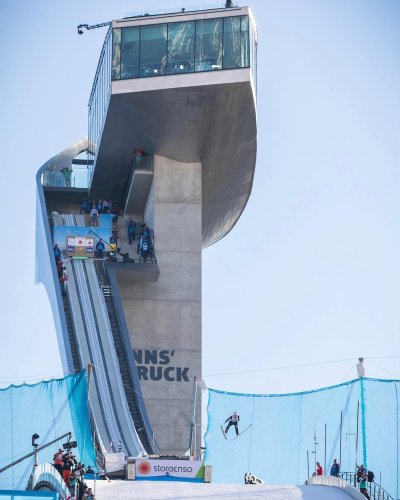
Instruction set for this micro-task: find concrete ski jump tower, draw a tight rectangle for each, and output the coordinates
[36,4,257,458]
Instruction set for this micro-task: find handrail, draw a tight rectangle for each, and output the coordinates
[305,475,365,499]
[339,472,395,500]
[28,462,70,499]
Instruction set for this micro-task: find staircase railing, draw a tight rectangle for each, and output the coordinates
[339,472,395,500]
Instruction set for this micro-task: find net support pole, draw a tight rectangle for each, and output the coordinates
[356,357,367,470]
[189,376,198,459]
[324,423,327,474]
[360,377,367,468]
[354,400,359,487]
[339,411,342,469]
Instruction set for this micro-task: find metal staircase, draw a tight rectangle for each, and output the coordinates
[62,292,81,372]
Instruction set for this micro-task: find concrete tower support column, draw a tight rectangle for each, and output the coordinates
[119,155,202,455]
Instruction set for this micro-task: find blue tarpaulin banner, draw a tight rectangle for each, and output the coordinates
[205,377,399,498]
[0,370,95,490]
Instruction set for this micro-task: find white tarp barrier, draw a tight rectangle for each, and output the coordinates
[105,452,126,474]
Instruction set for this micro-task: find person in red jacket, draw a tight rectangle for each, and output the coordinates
[316,462,323,475]
[53,449,63,476]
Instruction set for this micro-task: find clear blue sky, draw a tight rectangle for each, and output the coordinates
[0,0,399,394]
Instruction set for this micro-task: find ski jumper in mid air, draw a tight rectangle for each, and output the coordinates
[224,412,240,436]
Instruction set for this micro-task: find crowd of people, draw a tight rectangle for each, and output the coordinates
[80,199,120,217]
[53,199,156,265]
[129,218,155,263]
[79,199,122,228]
[53,447,95,499]
[95,216,156,264]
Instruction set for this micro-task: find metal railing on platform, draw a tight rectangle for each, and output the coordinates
[339,472,395,500]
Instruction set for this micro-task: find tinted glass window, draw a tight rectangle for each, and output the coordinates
[121,27,140,78]
[240,16,250,67]
[112,15,251,80]
[167,21,195,74]
[112,28,121,79]
[195,18,223,71]
[223,16,241,69]
[140,24,168,77]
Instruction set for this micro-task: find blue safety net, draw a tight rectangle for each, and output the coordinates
[0,370,96,490]
[205,377,399,498]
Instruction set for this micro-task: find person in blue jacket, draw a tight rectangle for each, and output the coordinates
[53,244,61,263]
[96,239,105,258]
[330,459,340,477]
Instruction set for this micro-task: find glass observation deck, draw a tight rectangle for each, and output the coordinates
[41,152,94,189]
[88,6,257,180]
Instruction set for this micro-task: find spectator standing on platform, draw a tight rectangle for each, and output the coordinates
[54,244,61,263]
[62,453,74,487]
[57,261,66,284]
[330,459,340,477]
[143,224,150,240]
[139,236,150,262]
[359,472,370,498]
[357,465,366,482]
[69,469,77,493]
[61,167,72,187]
[53,449,64,476]
[80,199,89,214]
[96,239,105,258]
[127,218,136,244]
[112,223,119,241]
[316,462,323,476]
[90,207,99,226]
[133,148,143,163]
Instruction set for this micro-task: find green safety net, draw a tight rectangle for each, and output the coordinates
[205,378,399,498]
[0,370,96,490]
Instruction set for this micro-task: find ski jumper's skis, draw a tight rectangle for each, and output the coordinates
[232,424,252,440]
[220,425,227,439]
